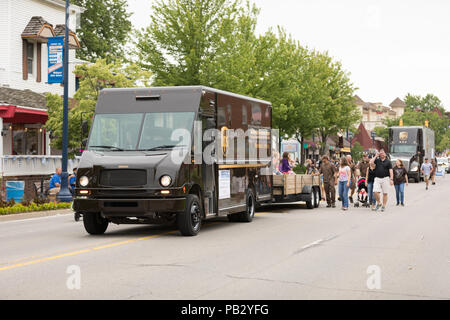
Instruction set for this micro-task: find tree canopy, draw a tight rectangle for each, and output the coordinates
[73,0,132,63]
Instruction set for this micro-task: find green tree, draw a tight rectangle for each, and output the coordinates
[351,142,364,162]
[404,93,445,113]
[135,0,245,86]
[310,51,360,155]
[73,0,132,63]
[45,59,151,155]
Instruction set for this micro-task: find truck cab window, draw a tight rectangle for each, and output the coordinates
[88,113,143,150]
[138,112,195,150]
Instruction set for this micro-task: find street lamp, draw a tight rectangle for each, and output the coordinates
[57,0,72,203]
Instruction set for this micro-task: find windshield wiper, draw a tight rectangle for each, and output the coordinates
[89,145,125,151]
[138,145,185,151]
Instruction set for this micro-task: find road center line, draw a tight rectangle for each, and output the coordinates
[0,213,272,272]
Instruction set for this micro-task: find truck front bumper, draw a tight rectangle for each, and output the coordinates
[73,197,187,216]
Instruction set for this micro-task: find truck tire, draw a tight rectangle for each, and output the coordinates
[306,192,314,209]
[83,213,108,235]
[238,189,256,223]
[177,194,202,236]
[313,188,320,208]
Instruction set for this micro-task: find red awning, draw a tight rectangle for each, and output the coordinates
[0,105,48,124]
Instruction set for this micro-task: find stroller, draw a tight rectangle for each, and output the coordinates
[354,177,370,208]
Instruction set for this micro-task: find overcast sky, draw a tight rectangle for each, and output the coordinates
[127,0,450,110]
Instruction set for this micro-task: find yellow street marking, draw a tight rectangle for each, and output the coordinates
[0,230,177,272]
[0,213,272,272]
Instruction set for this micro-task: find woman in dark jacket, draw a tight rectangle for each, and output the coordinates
[393,159,408,206]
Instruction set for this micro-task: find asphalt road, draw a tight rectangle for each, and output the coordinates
[0,175,449,300]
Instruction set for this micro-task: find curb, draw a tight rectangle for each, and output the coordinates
[0,209,73,223]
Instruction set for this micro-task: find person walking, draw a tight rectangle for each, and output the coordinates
[319,155,337,208]
[431,158,437,185]
[393,160,408,206]
[346,155,356,204]
[338,157,351,211]
[421,158,434,190]
[370,149,394,212]
[357,153,370,183]
[365,160,377,210]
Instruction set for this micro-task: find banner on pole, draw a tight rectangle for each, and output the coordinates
[48,36,64,84]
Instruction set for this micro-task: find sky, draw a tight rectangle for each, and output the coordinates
[126,0,450,110]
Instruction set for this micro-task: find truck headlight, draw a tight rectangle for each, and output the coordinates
[79,176,89,187]
[160,175,172,187]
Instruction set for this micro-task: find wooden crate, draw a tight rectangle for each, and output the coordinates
[272,174,320,195]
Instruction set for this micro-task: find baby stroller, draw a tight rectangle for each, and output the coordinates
[354,177,370,208]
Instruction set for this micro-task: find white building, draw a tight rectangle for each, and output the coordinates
[0,0,83,199]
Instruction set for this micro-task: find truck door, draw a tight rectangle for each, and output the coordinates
[202,116,217,215]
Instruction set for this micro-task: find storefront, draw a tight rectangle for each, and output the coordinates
[1,104,49,156]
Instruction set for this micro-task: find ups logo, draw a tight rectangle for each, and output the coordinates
[399,132,408,141]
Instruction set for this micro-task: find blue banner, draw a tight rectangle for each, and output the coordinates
[48,36,64,84]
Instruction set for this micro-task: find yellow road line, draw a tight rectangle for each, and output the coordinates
[0,230,177,272]
[0,213,272,273]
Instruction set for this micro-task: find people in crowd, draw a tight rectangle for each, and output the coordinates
[421,158,434,190]
[280,152,294,174]
[338,157,351,211]
[393,160,408,206]
[370,149,394,212]
[365,159,377,210]
[357,153,370,184]
[69,168,77,195]
[319,155,337,208]
[346,155,357,204]
[307,160,319,175]
[272,151,282,175]
[49,168,62,196]
[430,158,437,185]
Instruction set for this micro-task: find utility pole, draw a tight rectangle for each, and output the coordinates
[57,0,72,202]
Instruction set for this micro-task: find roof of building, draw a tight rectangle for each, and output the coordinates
[354,95,365,105]
[390,97,407,108]
[0,87,46,109]
[54,24,75,36]
[351,123,373,151]
[21,16,54,36]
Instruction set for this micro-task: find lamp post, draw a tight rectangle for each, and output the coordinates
[57,0,72,202]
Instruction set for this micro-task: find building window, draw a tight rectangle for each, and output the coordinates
[27,42,34,75]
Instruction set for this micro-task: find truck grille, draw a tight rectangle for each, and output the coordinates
[99,170,147,187]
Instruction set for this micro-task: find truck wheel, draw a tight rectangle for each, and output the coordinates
[83,213,108,235]
[313,188,320,208]
[239,189,256,222]
[177,194,202,236]
[306,192,314,209]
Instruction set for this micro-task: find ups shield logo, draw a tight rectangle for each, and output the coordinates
[399,132,408,141]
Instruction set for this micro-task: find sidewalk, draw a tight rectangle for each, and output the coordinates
[0,209,73,223]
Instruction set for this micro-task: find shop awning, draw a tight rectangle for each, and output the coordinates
[0,105,48,124]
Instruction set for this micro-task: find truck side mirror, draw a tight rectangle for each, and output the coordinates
[81,120,89,135]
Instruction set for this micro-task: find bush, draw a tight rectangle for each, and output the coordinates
[293,164,307,174]
[0,201,72,216]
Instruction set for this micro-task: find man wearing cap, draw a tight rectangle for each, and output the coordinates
[319,155,337,208]
[421,158,433,190]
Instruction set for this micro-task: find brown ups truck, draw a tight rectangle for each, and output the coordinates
[73,86,321,236]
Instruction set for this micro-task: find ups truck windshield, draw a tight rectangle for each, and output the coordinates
[88,112,195,151]
[390,145,416,155]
